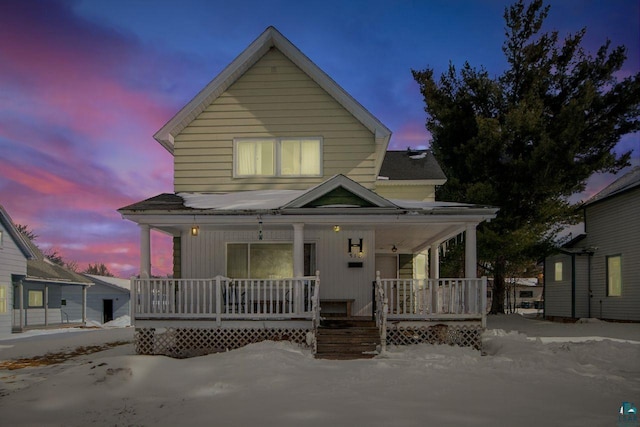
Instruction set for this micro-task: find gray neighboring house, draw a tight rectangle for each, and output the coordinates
[544,167,640,321]
[62,274,130,324]
[14,230,92,332]
[0,205,36,337]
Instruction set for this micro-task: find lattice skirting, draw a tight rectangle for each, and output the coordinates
[386,325,483,350]
[135,327,311,358]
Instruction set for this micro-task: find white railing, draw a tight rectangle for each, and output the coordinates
[376,276,487,324]
[310,271,321,354]
[132,274,320,324]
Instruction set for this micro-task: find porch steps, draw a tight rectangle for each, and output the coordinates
[315,319,380,360]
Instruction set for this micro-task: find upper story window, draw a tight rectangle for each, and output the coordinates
[234,137,322,177]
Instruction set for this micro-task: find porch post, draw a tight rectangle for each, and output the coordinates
[465,224,477,278]
[82,285,87,325]
[140,224,151,279]
[430,243,440,279]
[293,223,304,313]
[44,283,49,326]
[19,280,24,330]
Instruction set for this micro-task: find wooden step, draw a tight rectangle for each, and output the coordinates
[315,321,381,360]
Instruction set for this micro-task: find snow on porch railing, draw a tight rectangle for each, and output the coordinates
[376,277,487,324]
[131,275,319,324]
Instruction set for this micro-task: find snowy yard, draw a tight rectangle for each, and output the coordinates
[0,314,638,427]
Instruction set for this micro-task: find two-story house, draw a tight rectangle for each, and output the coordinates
[544,167,640,322]
[119,27,498,358]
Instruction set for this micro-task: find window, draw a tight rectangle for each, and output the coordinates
[234,137,322,177]
[0,230,3,247]
[554,261,563,281]
[607,255,622,296]
[28,290,43,307]
[519,291,533,298]
[227,243,316,278]
[0,286,6,314]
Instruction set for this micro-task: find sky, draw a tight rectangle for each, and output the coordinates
[1,0,638,278]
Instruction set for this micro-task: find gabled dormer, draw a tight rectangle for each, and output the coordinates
[155,26,391,193]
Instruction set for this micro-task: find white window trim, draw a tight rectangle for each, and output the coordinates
[233,137,323,178]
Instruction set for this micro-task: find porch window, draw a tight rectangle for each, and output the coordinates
[554,261,563,281]
[227,243,316,278]
[28,290,43,308]
[607,255,622,296]
[0,286,6,313]
[234,137,322,177]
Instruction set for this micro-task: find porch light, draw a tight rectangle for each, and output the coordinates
[348,238,363,258]
[333,225,340,232]
[392,245,397,253]
[190,224,199,237]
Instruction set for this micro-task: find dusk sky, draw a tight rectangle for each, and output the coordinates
[1,0,638,278]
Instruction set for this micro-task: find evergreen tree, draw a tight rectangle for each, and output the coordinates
[412,0,640,313]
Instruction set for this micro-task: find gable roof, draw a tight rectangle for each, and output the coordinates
[0,205,36,260]
[583,166,640,207]
[23,237,91,285]
[84,274,130,292]
[154,26,392,170]
[378,150,447,182]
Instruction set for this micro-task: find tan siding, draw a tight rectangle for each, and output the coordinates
[585,189,640,321]
[375,184,437,202]
[173,49,377,192]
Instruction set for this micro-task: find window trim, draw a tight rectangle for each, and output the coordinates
[233,137,323,178]
[606,254,622,297]
[28,289,44,308]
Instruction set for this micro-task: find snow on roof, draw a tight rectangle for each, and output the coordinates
[180,190,305,210]
[85,274,131,291]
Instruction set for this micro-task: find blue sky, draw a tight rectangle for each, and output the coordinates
[0,0,638,276]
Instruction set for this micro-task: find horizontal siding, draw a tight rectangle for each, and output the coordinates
[0,223,28,336]
[375,184,437,202]
[544,254,572,318]
[174,48,377,192]
[61,284,130,324]
[585,189,640,321]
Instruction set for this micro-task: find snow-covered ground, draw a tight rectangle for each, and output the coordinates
[0,314,638,427]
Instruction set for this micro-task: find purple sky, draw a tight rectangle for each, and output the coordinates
[1,0,638,277]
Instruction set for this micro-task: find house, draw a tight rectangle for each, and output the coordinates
[60,274,130,325]
[13,234,93,332]
[0,205,36,337]
[544,167,640,321]
[118,27,498,357]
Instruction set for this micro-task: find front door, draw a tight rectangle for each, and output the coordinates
[103,299,113,323]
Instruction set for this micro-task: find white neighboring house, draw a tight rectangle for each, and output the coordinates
[0,205,35,337]
[545,167,640,321]
[60,274,131,325]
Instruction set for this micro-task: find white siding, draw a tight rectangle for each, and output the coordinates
[180,226,377,316]
[585,189,640,321]
[0,222,28,336]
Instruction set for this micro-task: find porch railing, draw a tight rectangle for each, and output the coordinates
[132,274,320,325]
[376,275,487,327]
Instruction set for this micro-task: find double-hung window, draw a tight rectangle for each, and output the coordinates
[234,137,322,177]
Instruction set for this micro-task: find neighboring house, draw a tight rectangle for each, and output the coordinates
[0,205,36,337]
[505,278,543,309]
[544,167,640,321]
[13,231,92,332]
[61,274,130,325]
[119,27,498,357]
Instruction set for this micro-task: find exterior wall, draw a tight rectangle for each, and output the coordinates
[0,222,27,336]
[585,189,640,321]
[574,255,590,318]
[180,226,377,316]
[544,254,573,318]
[61,284,129,324]
[374,183,436,201]
[173,49,377,192]
[12,282,64,326]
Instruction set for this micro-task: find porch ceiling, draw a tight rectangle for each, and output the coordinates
[373,223,465,253]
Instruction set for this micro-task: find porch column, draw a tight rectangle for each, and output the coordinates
[44,283,49,326]
[465,224,477,278]
[19,280,24,330]
[82,286,87,325]
[140,224,151,279]
[430,243,440,279]
[292,223,304,313]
